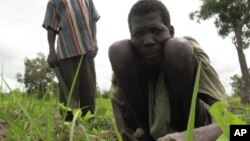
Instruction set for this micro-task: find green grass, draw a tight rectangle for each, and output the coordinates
[1,90,250,141]
[186,61,201,141]
[0,56,119,141]
[185,62,250,141]
[0,94,116,141]
[1,59,250,141]
[96,98,114,118]
[227,97,250,124]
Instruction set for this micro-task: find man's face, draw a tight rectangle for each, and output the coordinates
[130,11,172,66]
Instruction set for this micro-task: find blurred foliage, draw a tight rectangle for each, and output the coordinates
[227,96,250,124]
[230,74,243,97]
[190,0,250,46]
[190,0,250,104]
[0,93,117,141]
[96,86,110,99]
[16,53,56,98]
[230,69,250,97]
[209,102,246,140]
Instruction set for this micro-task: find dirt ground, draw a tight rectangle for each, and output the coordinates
[0,119,9,140]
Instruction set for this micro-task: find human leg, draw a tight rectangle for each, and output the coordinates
[79,55,96,115]
[58,56,81,120]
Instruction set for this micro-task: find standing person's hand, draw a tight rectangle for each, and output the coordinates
[92,47,98,58]
[88,46,98,58]
[47,51,58,68]
[47,28,58,68]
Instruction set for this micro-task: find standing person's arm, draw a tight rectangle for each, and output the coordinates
[42,1,60,68]
[47,28,58,68]
[91,22,98,58]
[89,0,100,58]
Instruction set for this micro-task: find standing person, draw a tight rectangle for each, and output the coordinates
[43,0,100,121]
[108,0,226,141]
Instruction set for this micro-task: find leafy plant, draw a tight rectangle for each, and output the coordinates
[185,61,247,141]
[209,102,246,141]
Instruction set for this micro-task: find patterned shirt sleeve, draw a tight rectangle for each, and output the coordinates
[42,1,60,33]
[89,0,100,22]
[88,0,100,46]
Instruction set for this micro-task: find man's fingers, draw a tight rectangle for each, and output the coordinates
[157,136,181,141]
[157,132,185,141]
[47,53,59,68]
[49,62,58,68]
[133,128,144,138]
[47,59,57,68]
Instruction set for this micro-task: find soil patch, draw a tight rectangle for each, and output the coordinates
[0,119,9,140]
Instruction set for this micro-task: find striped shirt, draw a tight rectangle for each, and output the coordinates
[43,0,100,59]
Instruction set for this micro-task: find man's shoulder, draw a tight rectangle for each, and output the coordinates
[165,36,202,49]
[165,37,192,48]
[109,39,131,49]
[109,39,133,56]
[109,39,137,66]
[48,0,57,4]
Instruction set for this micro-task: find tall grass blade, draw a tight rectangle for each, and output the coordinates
[57,55,83,139]
[185,61,201,141]
[112,119,122,141]
[78,123,90,141]
[45,100,54,141]
[1,76,44,140]
[0,110,28,137]
[14,97,43,140]
[0,63,3,93]
[70,109,81,141]
[62,55,84,119]
[59,55,84,140]
[1,75,10,93]
[66,55,84,108]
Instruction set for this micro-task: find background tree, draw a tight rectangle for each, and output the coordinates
[230,74,243,97]
[190,0,250,103]
[16,53,56,98]
[230,69,250,97]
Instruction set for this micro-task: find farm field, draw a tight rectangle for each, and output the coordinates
[0,94,117,141]
[0,93,250,141]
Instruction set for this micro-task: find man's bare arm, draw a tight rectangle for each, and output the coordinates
[157,123,222,141]
[112,100,140,141]
[47,28,58,68]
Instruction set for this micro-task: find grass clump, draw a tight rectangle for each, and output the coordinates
[0,93,117,141]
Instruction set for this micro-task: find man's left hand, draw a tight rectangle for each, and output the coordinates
[88,47,98,58]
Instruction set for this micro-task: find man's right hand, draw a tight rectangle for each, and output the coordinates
[121,128,139,141]
[47,51,58,68]
[157,123,222,141]
[157,132,184,141]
